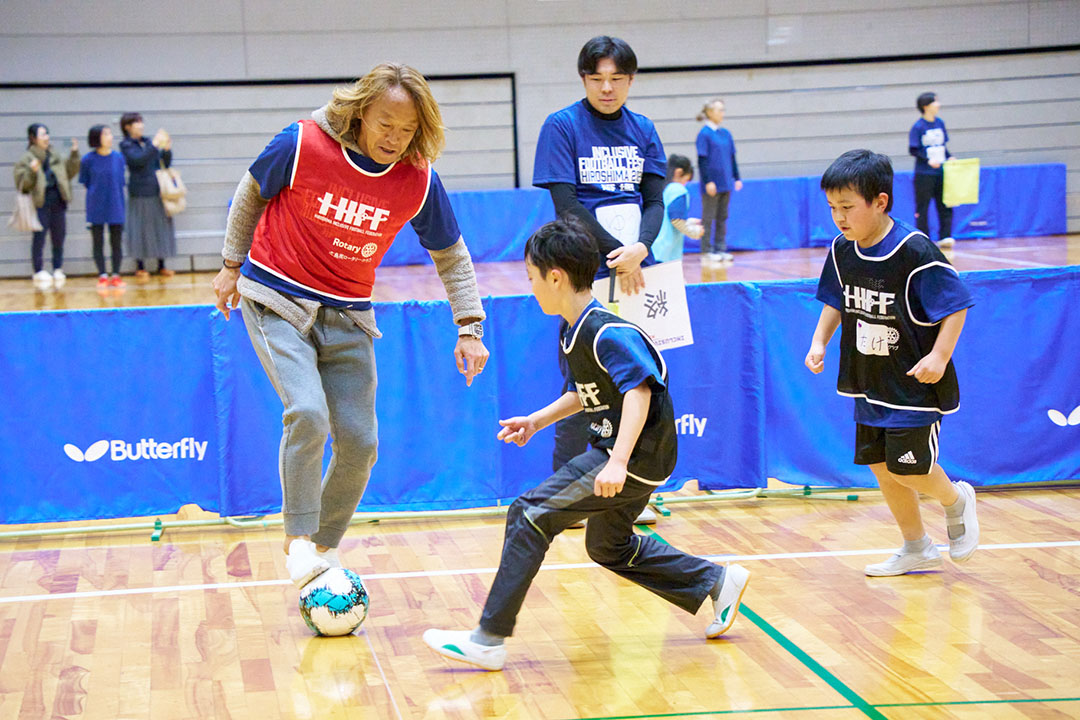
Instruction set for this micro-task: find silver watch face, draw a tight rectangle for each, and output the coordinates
[460,322,483,338]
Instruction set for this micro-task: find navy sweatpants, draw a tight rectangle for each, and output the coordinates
[479,447,723,637]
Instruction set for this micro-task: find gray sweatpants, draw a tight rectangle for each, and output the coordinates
[241,297,378,548]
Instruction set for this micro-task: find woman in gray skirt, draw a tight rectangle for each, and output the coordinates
[120,112,177,282]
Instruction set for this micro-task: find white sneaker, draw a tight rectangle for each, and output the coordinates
[286,538,330,587]
[52,269,66,287]
[32,270,53,288]
[706,563,749,638]
[634,506,657,525]
[938,237,955,248]
[315,546,342,568]
[864,543,942,577]
[947,481,979,562]
[423,629,506,671]
[721,252,735,262]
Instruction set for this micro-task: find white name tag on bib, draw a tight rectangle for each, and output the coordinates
[856,319,893,356]
[927,146,946,165]
[594,203,641,246]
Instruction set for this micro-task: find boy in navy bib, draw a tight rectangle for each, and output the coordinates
[806,149,979,577]
[423,217,750,671]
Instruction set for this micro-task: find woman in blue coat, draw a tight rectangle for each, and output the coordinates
[80,124,126,288]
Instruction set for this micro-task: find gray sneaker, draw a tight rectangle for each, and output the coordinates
[864,543,943,576]
[947,481,979,562]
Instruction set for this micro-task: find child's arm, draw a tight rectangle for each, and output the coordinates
[497,391,582,446]
[671,217,704,240]
[593,383,651,498]
[907,308,967,383]
[805,305,842,374]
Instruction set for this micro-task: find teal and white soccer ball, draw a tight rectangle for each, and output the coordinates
[298,567,369,636]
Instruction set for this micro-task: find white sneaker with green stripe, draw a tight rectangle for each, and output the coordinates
[706,563,750,638]
[423,629,506,671]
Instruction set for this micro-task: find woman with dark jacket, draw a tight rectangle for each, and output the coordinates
[119,112,177,282]
[12,123,80,288]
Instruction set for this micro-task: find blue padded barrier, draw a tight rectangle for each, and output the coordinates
[380,163,1064,262]
[762,267,1080,487]
[2,265,1077,524]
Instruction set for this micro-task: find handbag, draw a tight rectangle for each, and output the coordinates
[8,192,43,232]
[156,161,187,217]
[943,157,980,207]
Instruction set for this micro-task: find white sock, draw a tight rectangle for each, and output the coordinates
[902,535,932,554]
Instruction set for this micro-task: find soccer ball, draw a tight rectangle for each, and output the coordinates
[298,567,370,636]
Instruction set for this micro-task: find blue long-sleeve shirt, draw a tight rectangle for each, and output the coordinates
[695,124,739,192]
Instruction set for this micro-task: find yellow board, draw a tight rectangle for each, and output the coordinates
[943,157,980,207]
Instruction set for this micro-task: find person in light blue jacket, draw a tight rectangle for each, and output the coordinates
[652,155,703,264]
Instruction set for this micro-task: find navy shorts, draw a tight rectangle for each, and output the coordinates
[854,421,940,476]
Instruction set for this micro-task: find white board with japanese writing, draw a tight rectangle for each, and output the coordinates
[591,260,694,351]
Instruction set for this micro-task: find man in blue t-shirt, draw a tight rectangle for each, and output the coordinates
[532,37,668,506]
[909,92,954,247]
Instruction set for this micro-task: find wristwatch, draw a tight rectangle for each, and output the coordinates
[458,321,483,339]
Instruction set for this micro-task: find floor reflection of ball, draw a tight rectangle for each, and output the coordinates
[298,567,369,636]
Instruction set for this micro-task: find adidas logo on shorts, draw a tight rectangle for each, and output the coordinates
[897,451,918,465]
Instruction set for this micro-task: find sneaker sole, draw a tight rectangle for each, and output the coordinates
[293,562,331,589]
[864,556,943,577]
[706,572,749,639]
[950,546,978,563]
[425,641,504,671]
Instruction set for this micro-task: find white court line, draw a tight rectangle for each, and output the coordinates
[951,251,1053,268]
[362,629,404,720]
[1,540,1077,606]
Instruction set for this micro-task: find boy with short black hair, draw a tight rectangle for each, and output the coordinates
[806,149,979,577]
[423,216,749,670]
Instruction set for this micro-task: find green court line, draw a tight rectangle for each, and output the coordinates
[638,526,885,720]
[738,605,884,719]
[874,696,1080,709]
[567,696,1080,720]
[566,705,856,719]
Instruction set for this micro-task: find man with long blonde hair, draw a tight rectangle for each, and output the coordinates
[212,62,489,591]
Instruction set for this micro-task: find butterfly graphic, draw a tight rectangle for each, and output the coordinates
[1047,406,1080,427]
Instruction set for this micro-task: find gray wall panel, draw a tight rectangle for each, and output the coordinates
[1,1,1076,277]
[0,75,515,276]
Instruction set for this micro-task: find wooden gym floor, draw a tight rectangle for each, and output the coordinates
[1,235,1078,719]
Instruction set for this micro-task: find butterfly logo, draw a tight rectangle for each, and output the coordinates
[63,440,110,462]
[1047,406,1080,427]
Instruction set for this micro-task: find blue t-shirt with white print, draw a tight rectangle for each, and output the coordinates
[532,100,666,215]
[248,122,460,251]
[816,217,973,427]
[909,117,951,176]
